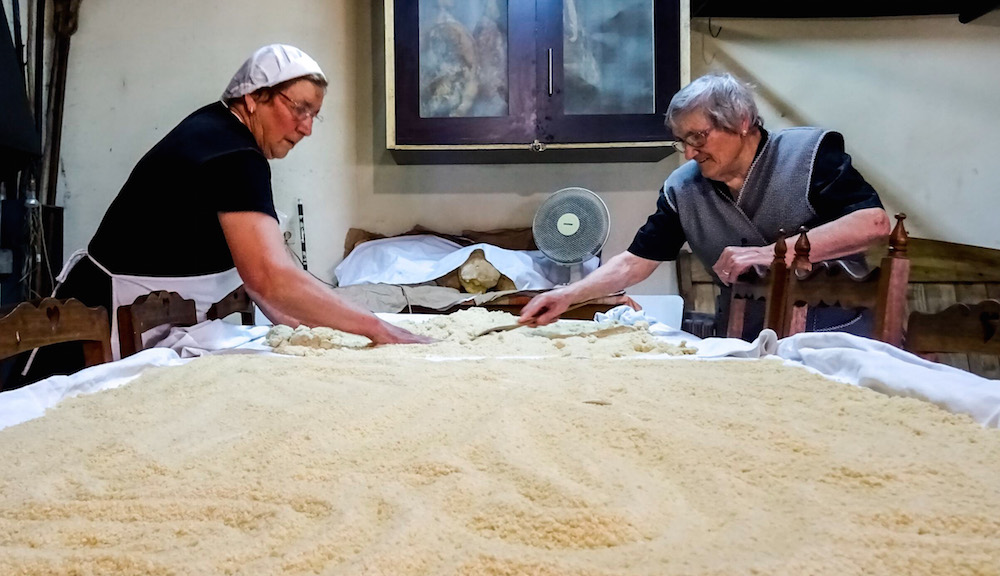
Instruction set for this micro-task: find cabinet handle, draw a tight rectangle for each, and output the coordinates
[547,48,553,96]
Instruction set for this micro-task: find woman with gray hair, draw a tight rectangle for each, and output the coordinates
[520,72,890,338]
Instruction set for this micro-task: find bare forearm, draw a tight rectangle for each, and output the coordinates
[782,207,890,263]
[715,208,891,284]
[243,285,300,327]
[219,211,428,344]
[561,252,660,302]
[248,267,386,338]
[520,251,660,325]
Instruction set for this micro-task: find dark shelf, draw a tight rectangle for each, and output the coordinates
[691,0,1000,23]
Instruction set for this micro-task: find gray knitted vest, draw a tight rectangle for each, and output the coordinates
[664,127,834,281]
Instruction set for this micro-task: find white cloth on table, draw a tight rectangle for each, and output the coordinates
[0,349,185,431]
[611,304,779,358]
[154,320,272,358]
[777,331,1000,428]
[594,305,655,326]
[3,314,999,431]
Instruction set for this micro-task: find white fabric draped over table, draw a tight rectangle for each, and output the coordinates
[2,310,997,430]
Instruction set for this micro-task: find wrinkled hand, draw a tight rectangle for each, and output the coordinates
[518,290,573,327]
[370,322,436,345]
[713,245,772,286]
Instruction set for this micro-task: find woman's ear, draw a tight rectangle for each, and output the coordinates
[244,94,256,114]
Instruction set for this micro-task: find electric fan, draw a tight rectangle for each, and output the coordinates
[532,187,610,284]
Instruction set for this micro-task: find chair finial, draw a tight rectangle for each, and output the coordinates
[773,229,787,262]
[792,227,811,272]
[889,213,908,257]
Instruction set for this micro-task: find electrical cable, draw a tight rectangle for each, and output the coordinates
[35,207,55,291]
[24,208,44,299]
[286,246,337,288]
[401,285,413,314]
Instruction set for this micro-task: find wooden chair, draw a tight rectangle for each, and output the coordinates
[0,298,112,385]
[905,299,1000,370]
[117,291,197,358]
[207,284,256,326]
[728,213,911,345]
[781,214,910,345]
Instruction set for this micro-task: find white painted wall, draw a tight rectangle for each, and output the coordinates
[49,2,1000,303]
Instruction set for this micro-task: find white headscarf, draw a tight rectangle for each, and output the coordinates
[222,44,326,100]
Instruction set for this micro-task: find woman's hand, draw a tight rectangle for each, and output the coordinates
[369,321,436,345]
[713,245,772,285]
[518,289,573,327]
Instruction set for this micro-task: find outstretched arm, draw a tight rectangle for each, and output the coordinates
[713,207,890,285]
[518,251,661,326]
[219,211,433,344]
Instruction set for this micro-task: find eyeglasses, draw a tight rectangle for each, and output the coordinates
[671,127,714,153]
[276,91,323,123]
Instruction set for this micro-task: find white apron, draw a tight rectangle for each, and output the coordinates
[56,249,245,360]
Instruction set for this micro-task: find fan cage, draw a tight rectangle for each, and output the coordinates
[532,187,610,265]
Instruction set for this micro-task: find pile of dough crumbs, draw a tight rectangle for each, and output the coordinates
[2,353,999,575]
[266,307,695,358]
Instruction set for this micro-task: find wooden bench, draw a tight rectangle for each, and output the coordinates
[873,238,1000,379]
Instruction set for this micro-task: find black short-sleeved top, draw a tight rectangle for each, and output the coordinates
[87,102,278,276]
[627,128,883,262]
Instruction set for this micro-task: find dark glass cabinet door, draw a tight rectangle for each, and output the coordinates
[393,0,536,145]
[536,0,680,144]
[388,0,682,156]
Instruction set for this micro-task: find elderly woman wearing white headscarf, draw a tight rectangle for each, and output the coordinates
[25,45,429,383]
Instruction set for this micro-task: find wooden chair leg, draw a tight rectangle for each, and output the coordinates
[83,311,113,366]
[82,339,113,366]
[874,257,911,347]
[786,304,808,337]
[117,307,137,358]
[727,299,747,339]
